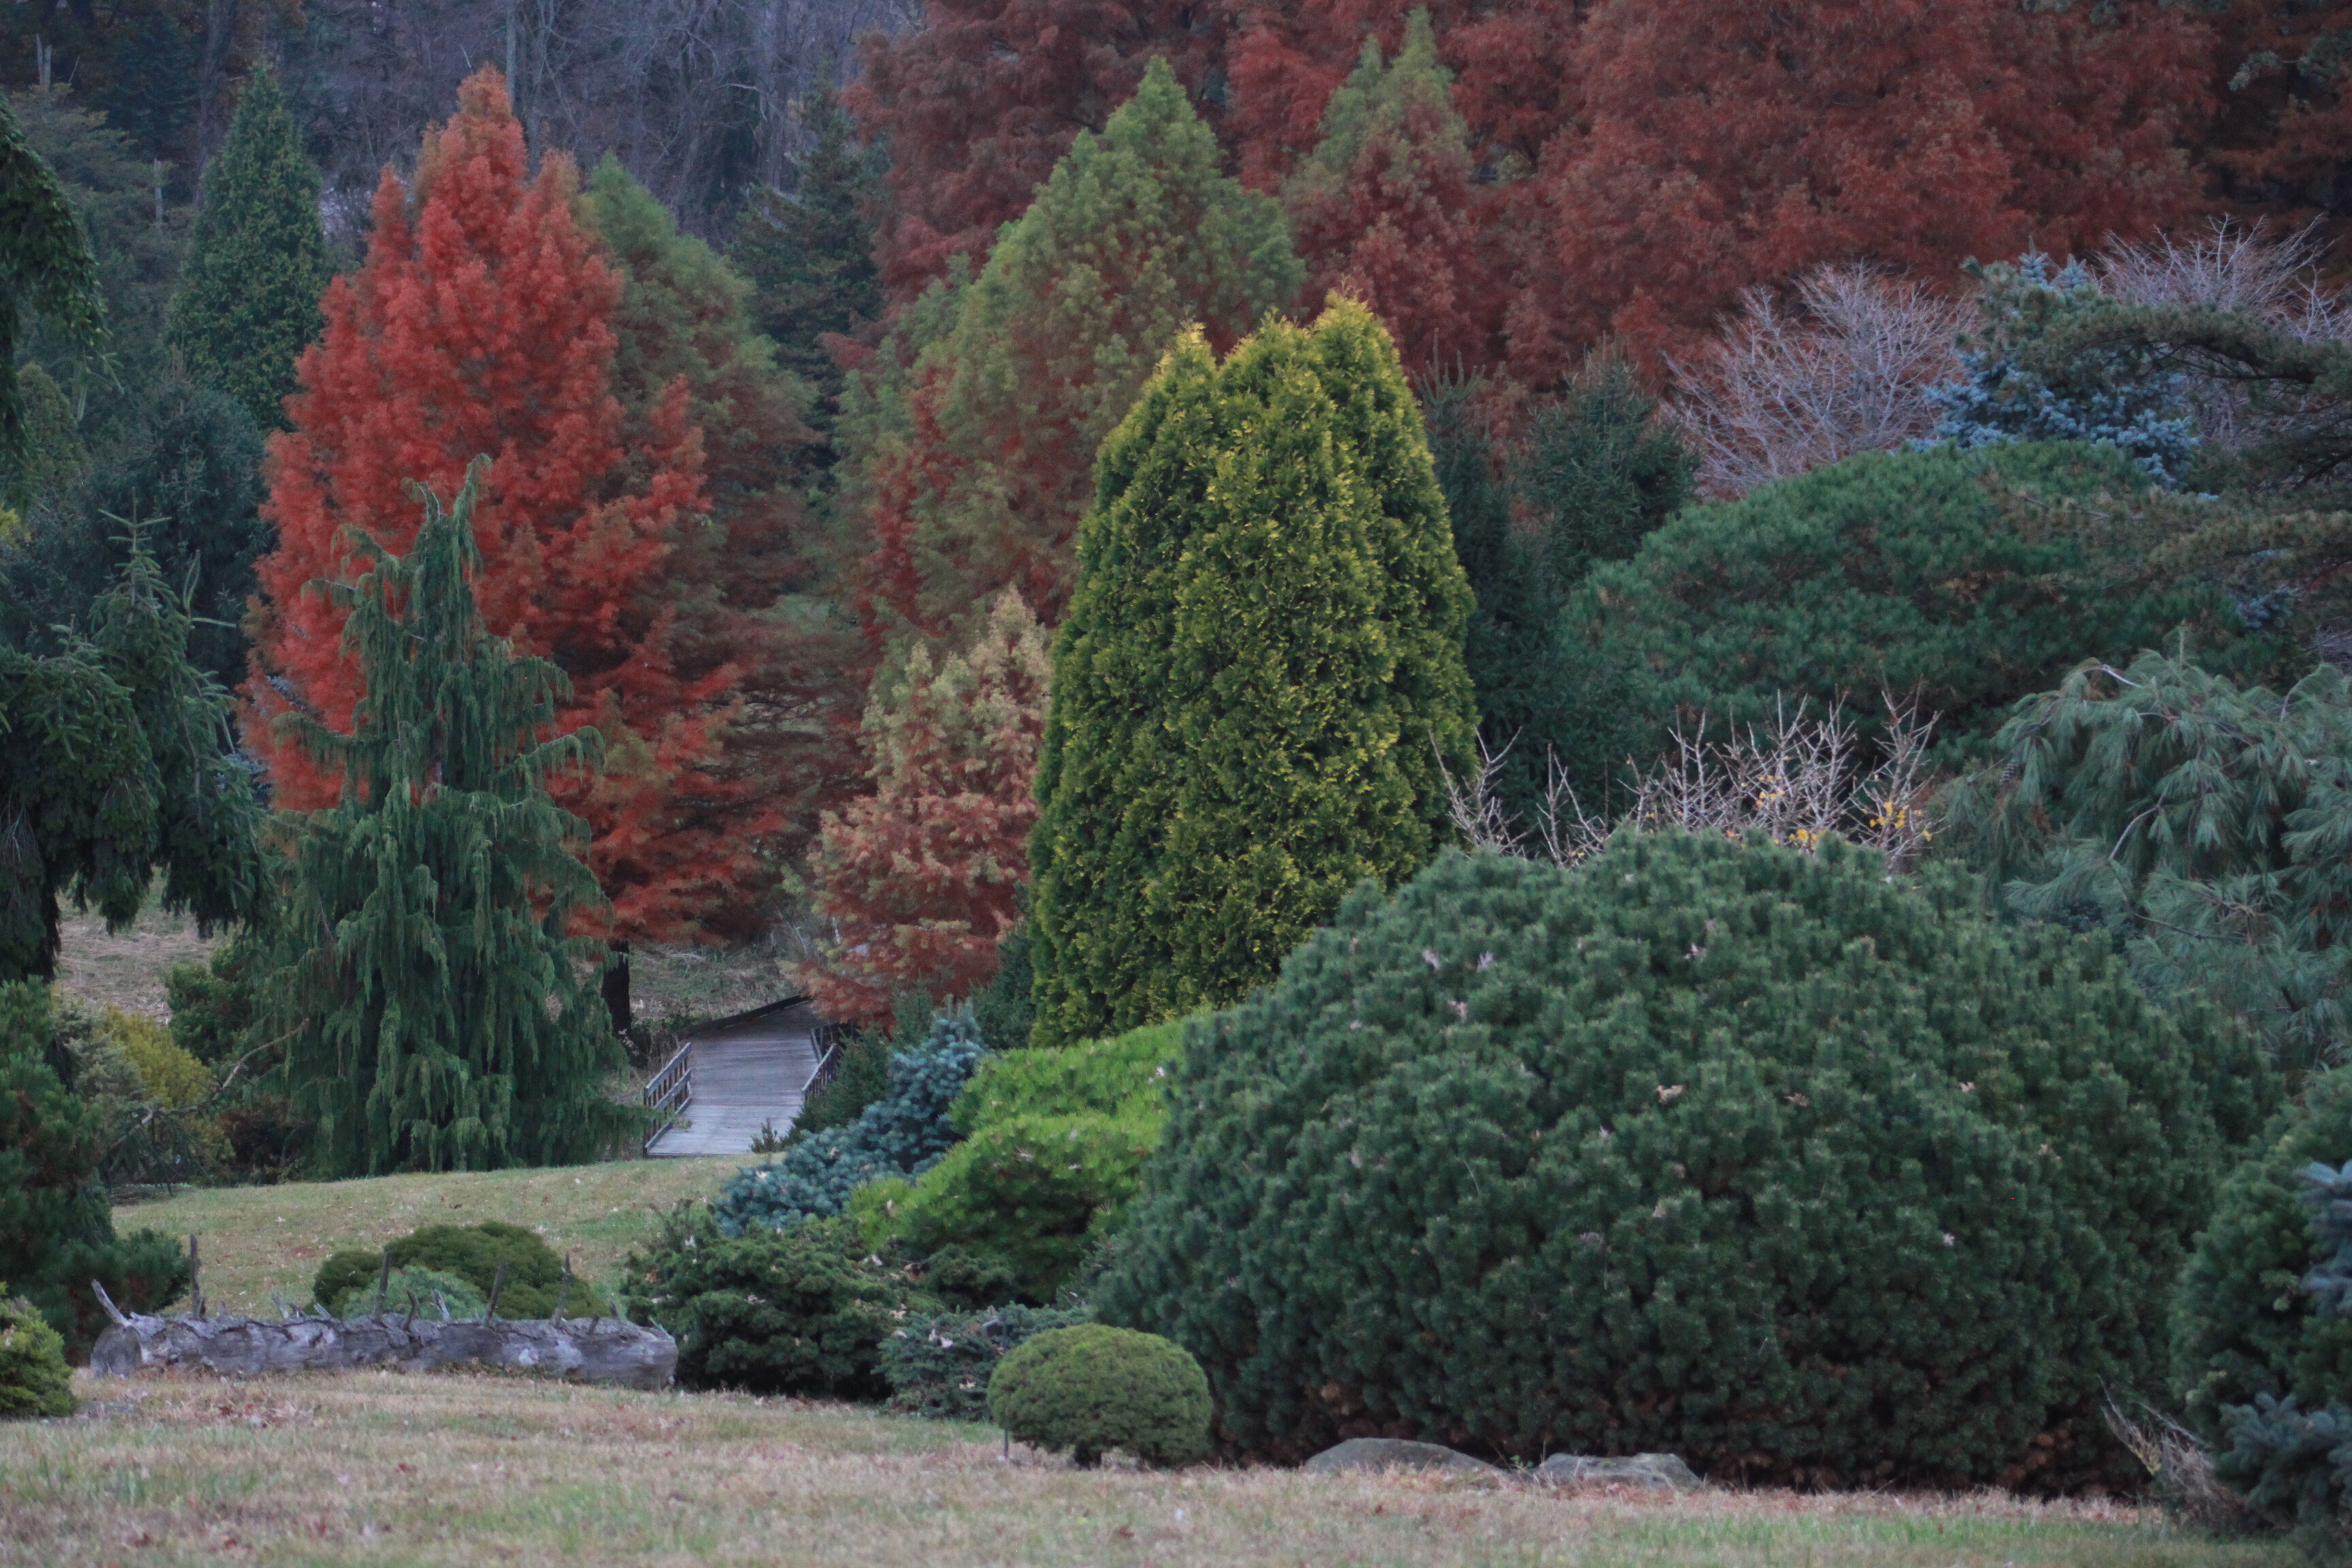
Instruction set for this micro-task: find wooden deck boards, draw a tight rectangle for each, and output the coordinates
[644,1000,825,1158]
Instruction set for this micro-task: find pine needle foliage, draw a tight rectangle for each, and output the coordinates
[1099,834,2273,1485]
[163,67,328,432]
[267,460,630,1175]
[1028,299,1478,1047]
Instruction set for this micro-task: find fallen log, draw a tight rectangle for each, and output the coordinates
[86,1280,678,1390]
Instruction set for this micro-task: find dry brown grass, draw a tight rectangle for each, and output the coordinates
[0,1371,2292,1568]
[110,1158,742,1315]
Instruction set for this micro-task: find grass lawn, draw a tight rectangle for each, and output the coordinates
[0,1371,2293,1568]
[110,1158,744,1316]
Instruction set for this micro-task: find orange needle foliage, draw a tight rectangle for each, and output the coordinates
[245,67,775,945]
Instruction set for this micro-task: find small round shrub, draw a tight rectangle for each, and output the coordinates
[987,1324,1211,1467]
[626,1213,934,1395]
[312,1248,385,1312]
[1100,834,2272,1488]
[330,1265,487,1320]
[0,1290,74,1419]
[312,1222,583,1320]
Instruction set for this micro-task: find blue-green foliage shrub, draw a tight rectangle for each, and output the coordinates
[879,1303,1092,1420]
[2174,1071,2352,1542]
[1553,442,2259,801]
[853,1020,1182,1301]
[713,1009,986,1236]
[987,1324,1211,1467]
[1927,254,2198,487]
[1100,834,2272,1488]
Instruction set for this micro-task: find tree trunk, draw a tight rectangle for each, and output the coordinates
[603,941,632,1034]
[88,1288,677,1390]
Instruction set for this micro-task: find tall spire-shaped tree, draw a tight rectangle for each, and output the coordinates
[1028,299,1477,1046]
[0,93,102,493]
[1282,11,1496,378]
[164,67,329,431]
[248,69,763,965]
[840,59,1301,646]
[268,461,629,1176]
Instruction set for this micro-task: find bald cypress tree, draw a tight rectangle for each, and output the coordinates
[269,459,630,1175]
[1028,299,1477,1046]
[164,67,327,431]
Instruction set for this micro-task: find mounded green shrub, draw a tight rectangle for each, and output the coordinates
[853,1019,1183,1301]
[1555,441,2278,798]
[330,1265,487,1320]
[310,1221,583,1320]
[623,1211,933,1395]
[880,1304,1092,1420]
[987,1324,1211,1467]
[1099,833,2272,1488]
[0,1289,74,1418]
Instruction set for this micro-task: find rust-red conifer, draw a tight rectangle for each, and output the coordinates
[247,68,766,945]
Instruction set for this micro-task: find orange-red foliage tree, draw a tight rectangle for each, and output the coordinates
[248,68,775,947]
[849,0,1226,299]
[801,589,1051,1026]
[1282,12,1500,378]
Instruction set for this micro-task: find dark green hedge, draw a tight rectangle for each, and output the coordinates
[1099,834,2272,1488]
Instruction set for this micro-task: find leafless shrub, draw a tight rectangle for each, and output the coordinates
[2102,1394,2246,1532]
[1669,265,1969,500]
[1448,698,1939,875]
[2099,218,2340,340]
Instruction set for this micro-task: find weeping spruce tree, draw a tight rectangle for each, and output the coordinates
[270,459,630,1175]
[1028,299,1478,1047]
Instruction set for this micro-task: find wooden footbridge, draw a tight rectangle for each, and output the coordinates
[642,998,835,1158]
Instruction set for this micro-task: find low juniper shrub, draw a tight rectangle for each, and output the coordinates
[713,1007,987,1236]
[879,1303,1092,1420]
[986,1324,1211,1467]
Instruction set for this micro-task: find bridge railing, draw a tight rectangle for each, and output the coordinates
[642,1041,693,1154]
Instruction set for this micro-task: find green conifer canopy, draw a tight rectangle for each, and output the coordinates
[0,93,101,491]
[1027,299,1478,1046]
[267,460,630,1175]
[164,67,328,431]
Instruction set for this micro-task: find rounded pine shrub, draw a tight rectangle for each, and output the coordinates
[311,1222,583,1320]
[330,1266,487,1320]
[628,1213,933,1395]
[987,1324,1211,1467]
[0,1290,74,1418]
[1099,834,2272,1488]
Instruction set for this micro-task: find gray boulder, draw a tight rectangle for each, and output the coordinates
[1534,1452,1701,1490]
[1302,1438,1504,1477]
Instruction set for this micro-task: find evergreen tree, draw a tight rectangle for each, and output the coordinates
[0,979,187,1357]
[1,373,267,688]
[266,460,630,1175]
[0,93,101,496]
[1,534,263,985]
[165,67,329,433]
[731,84,884,431]
[1028,299,1478,1047]
[5,362,86,513]
[841,58,1301,643]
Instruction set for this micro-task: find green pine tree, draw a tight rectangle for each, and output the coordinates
[266,459,632,1175]
[732,82,883,431]
[0,93,102,497]
[1028,299,1479,1046]
[163,67,328,431]
[7,362,86,513]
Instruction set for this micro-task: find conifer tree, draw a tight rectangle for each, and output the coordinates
[804,588,1051,1027]
[267,461,630,1176]
[1281,12,1496,378]
[164,67,329,431]
[731,84,884,431]
[1028,299,1477,1046]
[0,93,101,495]
[5,363,86,513]
[841,59,1301,644]
[250,69,762,967]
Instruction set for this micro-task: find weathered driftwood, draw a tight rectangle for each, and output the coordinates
[86,1280,677,1390]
